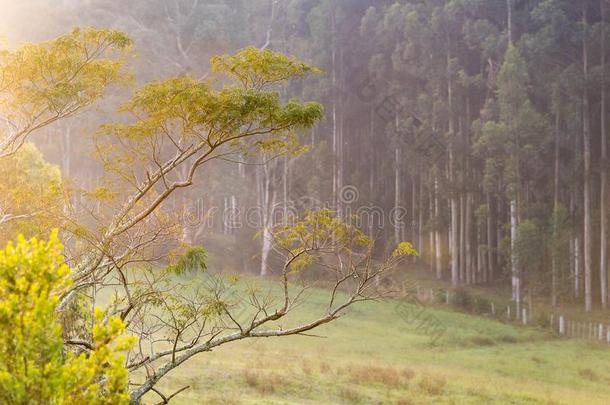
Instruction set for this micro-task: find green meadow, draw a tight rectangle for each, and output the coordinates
[141,276,610,405]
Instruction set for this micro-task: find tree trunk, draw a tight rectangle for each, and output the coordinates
[460,193,466,283]
[331,5,338,214]
[411,177,417,242]
[260,162,276,276]
[583,3,593,312]
[552,90,561,307]
[435,175,442,279]
[465,192,473,284]
[448,45,459,286]
[575,235,581,298]
[507,0,514,46]
[429,184,435,267]
[283,155,289,221]
[337,49,345,219]
[419,175,424,256]
[600,0,608,309]
[394,147,402,244]
[487,193,496,282]
[510,199,520,317]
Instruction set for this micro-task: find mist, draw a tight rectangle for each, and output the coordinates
[0,1,609,404]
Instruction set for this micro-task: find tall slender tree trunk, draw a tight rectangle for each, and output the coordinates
[435,175,442,279]
[569,234,575,296]
[487,194,496,282]
[427,184,438,269]
[575,235,581,298]
[552,92,560,307]
[507,0,513,46]
[337,49,345,219]
[411,177,417,243]
[600,0,608,309]
[464,96,473,284]
[447,45,459,286]
[283,155,289,221]
[582,3,593,312]
[260,162,276,276]
[460,194,465,283]
[419,175,424,256]
[511,199,520,317]
[465,192,473,284]
[394,146,402,244]
[331,6,338,213]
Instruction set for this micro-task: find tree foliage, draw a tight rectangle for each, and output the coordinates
[0,230,133,404]
[0,27,132,158]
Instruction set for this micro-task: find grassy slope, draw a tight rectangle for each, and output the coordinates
[141,276,610,405]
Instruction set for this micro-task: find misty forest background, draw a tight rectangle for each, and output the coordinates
[3,0,610,316]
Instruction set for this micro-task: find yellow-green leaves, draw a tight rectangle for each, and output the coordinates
[273,209,372,272]
[0,142,64,243]
[166,245,208,275]
[392,241,419,258]
[211,46,322,89]
[0,231,133,404]
[98,47,322,189]
[0,27,132,157]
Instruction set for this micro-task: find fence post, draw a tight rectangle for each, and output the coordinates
[507,306,511,320]
[491,302,495,316]
[559,316,565,335]
[522,308,527,325]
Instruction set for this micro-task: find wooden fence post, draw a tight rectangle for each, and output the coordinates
[559,316,565,335]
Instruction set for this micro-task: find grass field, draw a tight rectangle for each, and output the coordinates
[140,275,610,404]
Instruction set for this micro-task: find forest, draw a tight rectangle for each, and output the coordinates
[1,0,610,404]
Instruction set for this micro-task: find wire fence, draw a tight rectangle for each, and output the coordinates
[402,284,610,344]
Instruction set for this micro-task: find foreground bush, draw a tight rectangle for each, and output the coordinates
[0,231,133,404]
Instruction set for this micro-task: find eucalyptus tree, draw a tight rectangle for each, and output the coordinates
[0,28,131,158]
[0,28,131,239]
[477,45,547,315]
[524,0,583,306]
